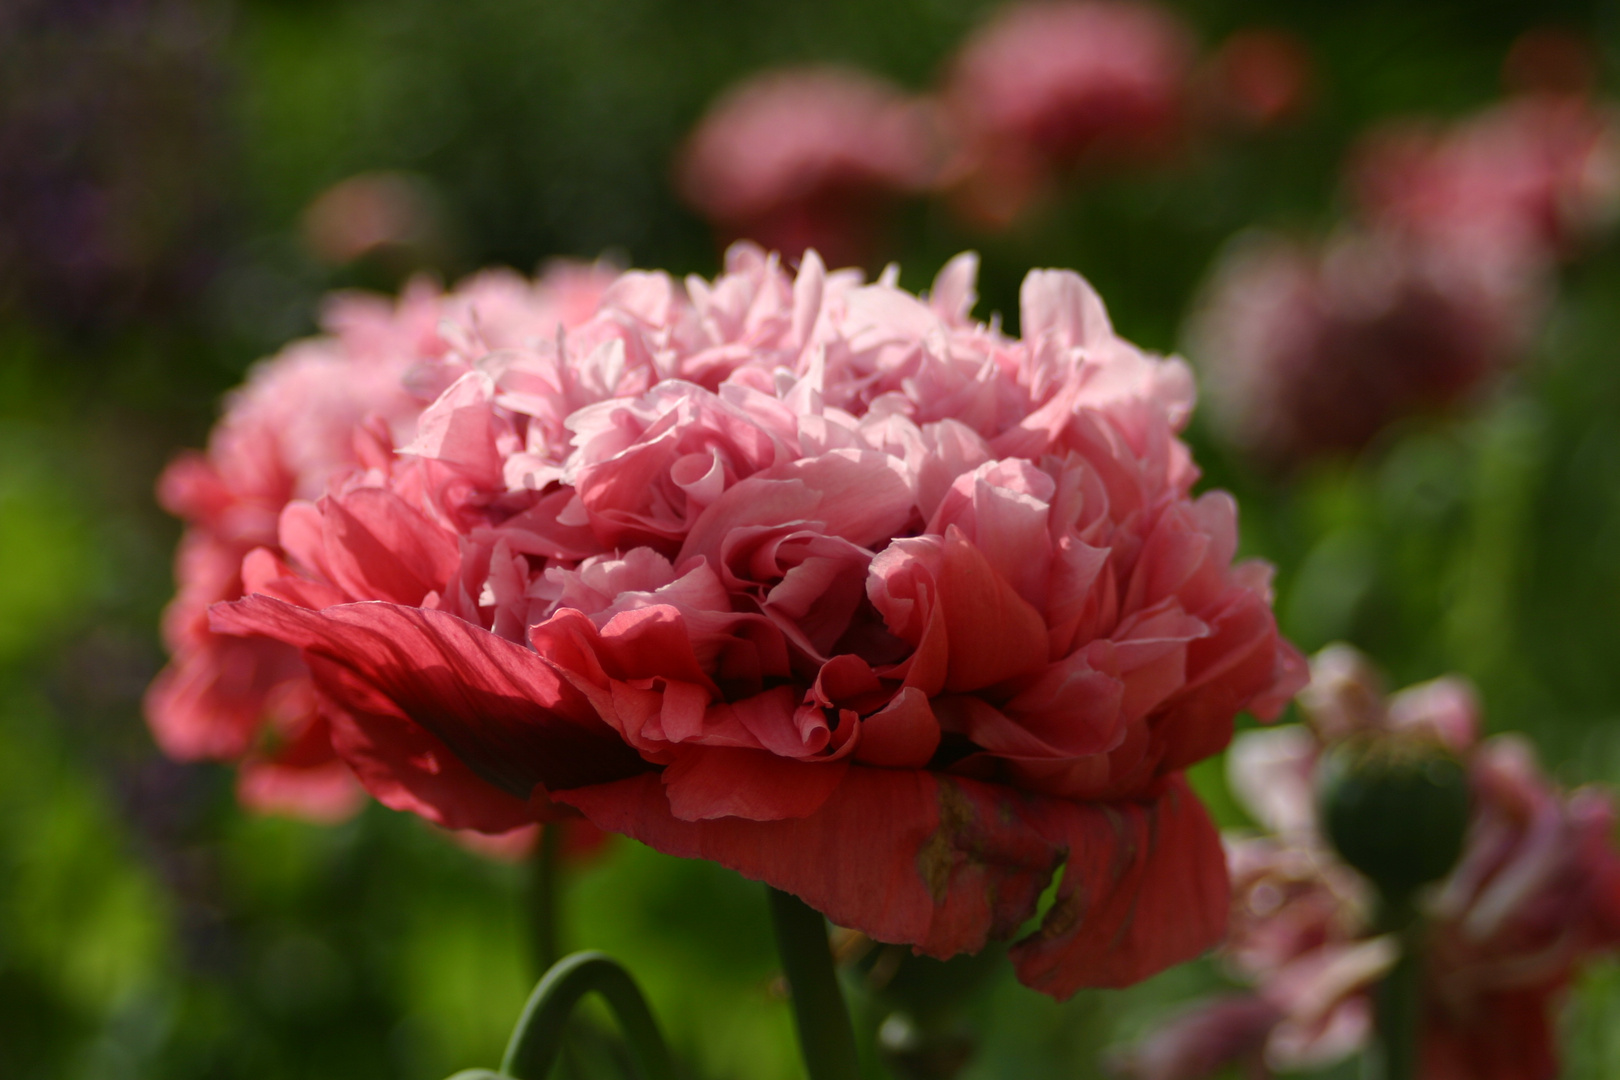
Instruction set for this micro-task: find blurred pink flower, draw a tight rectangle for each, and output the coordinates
[1350,94,1620,269]
[1114,645,1620,1079]
[1188,228,1543,466]
[147,262,618,823]
[677,67,941,267]
[301,171,445,268]
[1192,76,1620,467]
[1200,29,1314,131]
[1106,995,1281,1079]
[197,242,1304,997]
[940,0,1195,227]
[1501,27,1602,99]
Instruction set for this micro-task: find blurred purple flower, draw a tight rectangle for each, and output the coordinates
[1189,228,1542,466]
[1107,995,1281,1079]
[0,0,230,328]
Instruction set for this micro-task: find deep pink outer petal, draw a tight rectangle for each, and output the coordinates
[556,766,1228,997]
[557,767,1049,957]
[1009,774,1230,995]
[211,595,650,831]
[662,746,849,821]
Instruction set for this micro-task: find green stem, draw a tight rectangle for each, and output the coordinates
[1367,901,1422,1080]
[501,951,673,1080]
[532,823,563,976]
[767,887,862,1080]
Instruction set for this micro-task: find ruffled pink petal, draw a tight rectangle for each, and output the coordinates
[1020,268,1114,355]
[997,646,1128,757]
[937,526,1050,692]
[532,605,718,691]
[853,687,941,768]
[317,488,462,605]
[403,370,507,485]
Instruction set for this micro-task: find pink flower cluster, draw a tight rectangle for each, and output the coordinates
[156,242,1304,997]
[1113,645,1620,1079]
[677,3,1311,254]
[1192,69,1619,466]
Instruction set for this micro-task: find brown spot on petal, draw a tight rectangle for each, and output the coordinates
[917,778,978,903]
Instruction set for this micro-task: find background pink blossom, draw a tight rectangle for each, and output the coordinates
[676,68,942,268]
[1114,645,1620,1079]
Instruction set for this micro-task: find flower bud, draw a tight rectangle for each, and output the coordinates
[1316,732,1471,906]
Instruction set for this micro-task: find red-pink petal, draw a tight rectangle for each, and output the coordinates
[318,488,461,604]
[145,637,304,761]
[854,687,941,768]
[403,371,506,484]
[212,596,649,831]
[1010,774,1229,994]
[557,767,1055,958]
[237,755,366,825]
[662,746,849,821]
[938,526,1049,692]
[558,766,1226,998]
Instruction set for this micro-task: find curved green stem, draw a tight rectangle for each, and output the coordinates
[501,951,673,1080]
[767,887,862,1080]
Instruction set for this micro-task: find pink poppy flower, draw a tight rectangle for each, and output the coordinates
[1188,229,1543,466]
[676,67,942,268]
[940,0,1196,227]
[199,243,1303,997]
[147,262,618,822]
[1113,645,1620,1078]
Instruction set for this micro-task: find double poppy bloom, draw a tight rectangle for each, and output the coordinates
[158,244,1302,997]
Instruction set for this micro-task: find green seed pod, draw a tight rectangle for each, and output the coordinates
[1316,733,1472,906]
